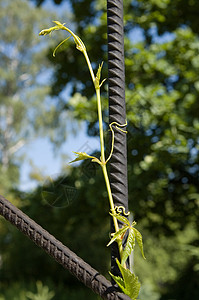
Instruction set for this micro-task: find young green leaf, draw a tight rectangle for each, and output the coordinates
[51,21,85,52]
[96,62,103,81]
[40,21,86,53]
[39,21,65,36]
[110,259,141,300]
[109,213,130,226]
[93,62,106,89]
[109,272,125,291]
[70,152,100,164]
[121,228,135,266]
[107,225,129,247]
[95,62,104,89]
[133,228,146,259]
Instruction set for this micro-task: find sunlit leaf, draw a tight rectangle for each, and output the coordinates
[107,225,129,247]
[95,62,106,89]
[96,62,103,82]
[110,259,141,300]
[70,152,94,163]
[121,228,135,266]
[70,152,101,165]
[117,259,141,300]
[133,228,146,259]
[109,272,125,290]
[110,213,130,226]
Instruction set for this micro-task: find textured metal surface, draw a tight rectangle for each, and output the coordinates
[107,0,129,276]
[0,195,131,300]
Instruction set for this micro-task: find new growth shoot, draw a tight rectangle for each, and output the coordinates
[39,21,145,300]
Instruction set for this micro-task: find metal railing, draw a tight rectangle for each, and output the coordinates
[107,0,129,275]
[0,195,130,300]
[0,1,129,298]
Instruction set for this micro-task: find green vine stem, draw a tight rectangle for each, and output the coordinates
[93,72,124,258]
[39,21,145,299]
[82,46,124,258]
[39,21,123,259]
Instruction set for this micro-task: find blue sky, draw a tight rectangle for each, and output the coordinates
[19,124,100,190]
[19,0,100,191]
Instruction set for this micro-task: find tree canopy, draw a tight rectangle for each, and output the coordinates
[35,0,199,298]
[0,0,72,193]
[35,0,199,234]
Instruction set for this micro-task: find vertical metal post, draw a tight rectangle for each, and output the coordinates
[107,0,129,276]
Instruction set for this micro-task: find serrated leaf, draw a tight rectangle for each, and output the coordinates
[125,272,140,300]
[116,259,141,300]
[95,62,105,89]
[70,152,101,165]
[121,228,135,266]
[96,62,103,81]
[70,152,95,163]
[133,228,146,259]
[110,213,130,226]
[107,225,129,247]
[109,272,125,290]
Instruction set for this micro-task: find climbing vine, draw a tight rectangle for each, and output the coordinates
[39,21,145,300]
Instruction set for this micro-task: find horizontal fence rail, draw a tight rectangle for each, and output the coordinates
[0,195,131,300]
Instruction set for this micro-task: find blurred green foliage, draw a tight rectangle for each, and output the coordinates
[0,0,72,195]
[0,279,99,300]
[1,0,199,299]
